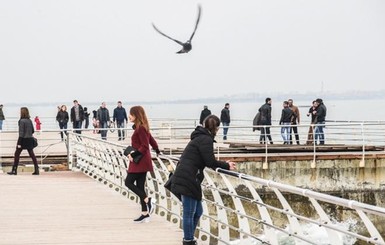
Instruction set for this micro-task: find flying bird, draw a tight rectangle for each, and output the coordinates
[152,5,201,54]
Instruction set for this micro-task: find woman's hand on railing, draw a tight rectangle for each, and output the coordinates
[226,161,236,170]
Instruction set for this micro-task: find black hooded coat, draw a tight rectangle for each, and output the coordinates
[171,126,230,201]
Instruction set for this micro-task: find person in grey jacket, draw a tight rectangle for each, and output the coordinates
[7,107,39,175]
[171,115,236,245]
[97,102,110,140]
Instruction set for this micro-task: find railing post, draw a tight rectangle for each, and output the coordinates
[360,123,365,168]
[67,132,74,169]
[311,124,316,168]
[263,125,268,169]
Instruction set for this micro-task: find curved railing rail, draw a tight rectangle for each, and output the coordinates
[68,132,385,245]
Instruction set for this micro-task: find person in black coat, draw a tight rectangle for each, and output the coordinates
[171,115,236,245]
[220,103,230,140]
[199,105,211,125]
[258,97,273,144]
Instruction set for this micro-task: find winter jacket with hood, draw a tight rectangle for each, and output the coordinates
[171,126,230,200]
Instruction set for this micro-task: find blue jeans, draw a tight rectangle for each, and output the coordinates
[222,122,229,140]
[73,120,83,134]
[315,121,325,144]
[100,121,108,140]
[0,120,3,130]
[116,121,125,139]
[281,122,291,143]
[182,195,203,241]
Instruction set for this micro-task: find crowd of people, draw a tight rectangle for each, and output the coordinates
[2,97,326,245]
[200,98,327,145]
[53,100,128,141]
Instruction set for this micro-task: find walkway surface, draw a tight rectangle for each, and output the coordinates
[0,171,183,245]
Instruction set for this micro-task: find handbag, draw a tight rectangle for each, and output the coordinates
[33,137,38,148]
[164,172,181,201]
[123,146,142,163]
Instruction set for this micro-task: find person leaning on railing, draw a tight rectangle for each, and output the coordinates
[171,115,236,245]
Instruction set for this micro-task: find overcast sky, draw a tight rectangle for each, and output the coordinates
[1,0,384,104]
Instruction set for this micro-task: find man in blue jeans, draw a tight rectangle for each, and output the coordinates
[220,103,230,140]
[314,98,327,145]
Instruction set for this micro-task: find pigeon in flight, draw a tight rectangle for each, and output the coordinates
[152,5,202,54]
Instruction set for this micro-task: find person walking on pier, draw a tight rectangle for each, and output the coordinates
[83,107,90,129]
[288,99,300,145]
[171,115,236,245]
[0,104,5,131]
[199,105,211,125]
[279,101,293,144]
[70,100,85,134]
[97,102,110,140]
[220,103,230,140]
[125,106,160,223]
[113,101,128,141]
[7,107,39,175]
[306,100,317,145]
[314,98,327,145]
[258,98,273,144]
[56,105,69,141]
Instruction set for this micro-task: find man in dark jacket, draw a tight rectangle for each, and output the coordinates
[199,105,211,125]
[258,97,273,144]
[314,98,327,145]
[220,103,230,140]
[171,115,236,245]
[113,101,128,140]
[97,102,110,140]
[70,100,85,134]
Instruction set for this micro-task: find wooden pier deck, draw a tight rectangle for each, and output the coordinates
[0,171,183,245]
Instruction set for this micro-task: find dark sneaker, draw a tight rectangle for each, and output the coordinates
[147,197,154,214]
[133,214,150,223]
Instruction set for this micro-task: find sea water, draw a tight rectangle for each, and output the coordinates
[2,98,385,123]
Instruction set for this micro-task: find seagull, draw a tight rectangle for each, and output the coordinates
[152,5,201,54]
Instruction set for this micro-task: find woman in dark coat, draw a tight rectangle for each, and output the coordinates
[125,106,160,223]
[56,105,69,141]
[7,107,39,175]
[171,115,236,245]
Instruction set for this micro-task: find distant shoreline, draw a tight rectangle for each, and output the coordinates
[3,90,385,106]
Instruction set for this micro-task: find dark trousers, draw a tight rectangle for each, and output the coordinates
[260,126,273,144]
[14,147,38,168]
[58,122,68,139]
[125,172,148,212]
[289,123,300,144]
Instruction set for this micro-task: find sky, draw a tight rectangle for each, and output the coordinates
[0,0,384,104]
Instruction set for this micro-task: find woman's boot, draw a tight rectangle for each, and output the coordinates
[32,164,40,175]
[183,240,197,245]
[7,165,18,175]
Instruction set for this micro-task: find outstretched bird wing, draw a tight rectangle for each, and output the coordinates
[152,23,184,46]
[188,4,202,42]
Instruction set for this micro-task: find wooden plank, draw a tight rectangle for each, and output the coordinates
[0,172,183,245]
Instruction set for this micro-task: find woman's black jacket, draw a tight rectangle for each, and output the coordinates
[171,126,230,201]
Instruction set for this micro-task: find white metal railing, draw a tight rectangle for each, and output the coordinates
[68,132,385,245]
[1,122,385,171]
